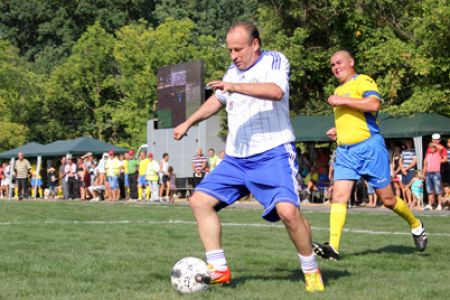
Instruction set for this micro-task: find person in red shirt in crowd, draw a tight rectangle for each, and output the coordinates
[423,133,448,211]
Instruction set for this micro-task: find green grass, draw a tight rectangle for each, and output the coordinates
[0,200,448,300]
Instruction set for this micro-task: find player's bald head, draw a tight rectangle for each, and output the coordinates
[227,21,262,47]
[331,50,354,62]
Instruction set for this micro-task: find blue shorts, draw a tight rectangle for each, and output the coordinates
[195,143,300,222]
[124,174,129,187]
[334,134,390,189]
[402,169,415,185]
[108,176,119,190]
[138,175,147,187]
[425,172,442,194]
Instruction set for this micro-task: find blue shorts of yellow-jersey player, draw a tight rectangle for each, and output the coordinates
[194,143,300,222]
[334,134,391,189]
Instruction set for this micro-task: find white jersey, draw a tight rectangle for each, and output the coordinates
[215,51,295,157]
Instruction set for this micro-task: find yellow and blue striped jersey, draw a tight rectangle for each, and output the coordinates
[334,74,382,145]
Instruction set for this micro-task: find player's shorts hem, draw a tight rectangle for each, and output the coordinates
[263,198,300,222]
[194,188,229,202]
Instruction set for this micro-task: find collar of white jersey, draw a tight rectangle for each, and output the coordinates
[236,51,267,73]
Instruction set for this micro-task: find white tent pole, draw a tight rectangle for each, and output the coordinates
[413,136,423,170]
[8,158,15,199]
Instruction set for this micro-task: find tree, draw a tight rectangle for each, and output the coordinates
[0,0,155,73]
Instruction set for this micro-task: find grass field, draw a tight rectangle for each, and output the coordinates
[0,200,448,300]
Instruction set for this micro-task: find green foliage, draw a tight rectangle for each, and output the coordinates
[0,122,29,151]
[0,0,448,150]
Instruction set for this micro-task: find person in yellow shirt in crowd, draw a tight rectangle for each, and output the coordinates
[105,150,122,202]
[138,151,149,200]
[146,152,160,202]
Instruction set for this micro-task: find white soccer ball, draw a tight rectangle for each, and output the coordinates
[171,257,210,294]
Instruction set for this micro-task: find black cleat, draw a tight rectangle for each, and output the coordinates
[313,242,340,260]
[412,220,428,252]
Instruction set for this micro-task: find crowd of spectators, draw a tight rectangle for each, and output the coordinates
[0,136,449,211]
[295,134,450,211]
[0,147,226,203]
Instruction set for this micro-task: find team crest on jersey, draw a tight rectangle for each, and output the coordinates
[228,101,234,110]
[249,78,259,83]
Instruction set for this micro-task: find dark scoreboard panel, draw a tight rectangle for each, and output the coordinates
[156,61,204,129]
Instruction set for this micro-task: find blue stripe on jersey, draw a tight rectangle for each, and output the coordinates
[269,51,281,70]
[364,112,380,136]
[227,64,236,70]
[363,90,382,99]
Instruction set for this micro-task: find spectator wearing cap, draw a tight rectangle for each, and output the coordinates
[400,139,417,205]
[126,150,139,200]
[146,152,160,201]
[138,151,149,200]
[423,134,448,211]
[105,150,122,202]
[82,152,95,192]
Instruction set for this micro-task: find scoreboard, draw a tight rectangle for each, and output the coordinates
[156,61,205,129]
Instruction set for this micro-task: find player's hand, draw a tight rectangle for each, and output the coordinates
[207,81,235,93]
[326,127,337,141]
[327,95,345,106]
[173,122,190,140]
[401,168,407,175]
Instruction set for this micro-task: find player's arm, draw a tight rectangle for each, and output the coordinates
[173,95,223,140]
[406,156,417,171]
[423,156,428,177]
[207,81,284,101]
[327,95,380,112]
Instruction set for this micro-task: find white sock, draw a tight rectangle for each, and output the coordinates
[411,223,424,235]
[206,249,227,271]
[299,253,318,274]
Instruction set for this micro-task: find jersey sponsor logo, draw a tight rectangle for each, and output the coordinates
[376,177,387,184]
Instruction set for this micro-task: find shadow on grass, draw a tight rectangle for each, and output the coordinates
[227,268,351,287]
[351,245,431,257]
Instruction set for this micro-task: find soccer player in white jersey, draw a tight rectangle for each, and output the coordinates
[174,21,324,292]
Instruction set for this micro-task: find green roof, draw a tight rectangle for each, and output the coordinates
[0,137,128,158]
[292,113,450,142]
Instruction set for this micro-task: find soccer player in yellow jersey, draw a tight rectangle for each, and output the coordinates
[313,50,427,260]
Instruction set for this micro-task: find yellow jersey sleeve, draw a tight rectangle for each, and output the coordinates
[356,75,381,100]
[334,74,382,145]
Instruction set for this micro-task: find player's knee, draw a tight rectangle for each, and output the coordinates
[189,192,214,211]
[277,203,298,224]
[381,195,396,208]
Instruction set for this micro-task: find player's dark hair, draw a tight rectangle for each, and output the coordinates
[163,153,169,158]
[227,21,262,47]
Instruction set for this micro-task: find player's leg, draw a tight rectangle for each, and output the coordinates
[190,191,230,284]
[314,179,353,260]
[190,158,247,285]
[276,202,324,292]
[375,184,427,251]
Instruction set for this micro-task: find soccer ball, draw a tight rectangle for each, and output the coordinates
[170,257,210,294]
